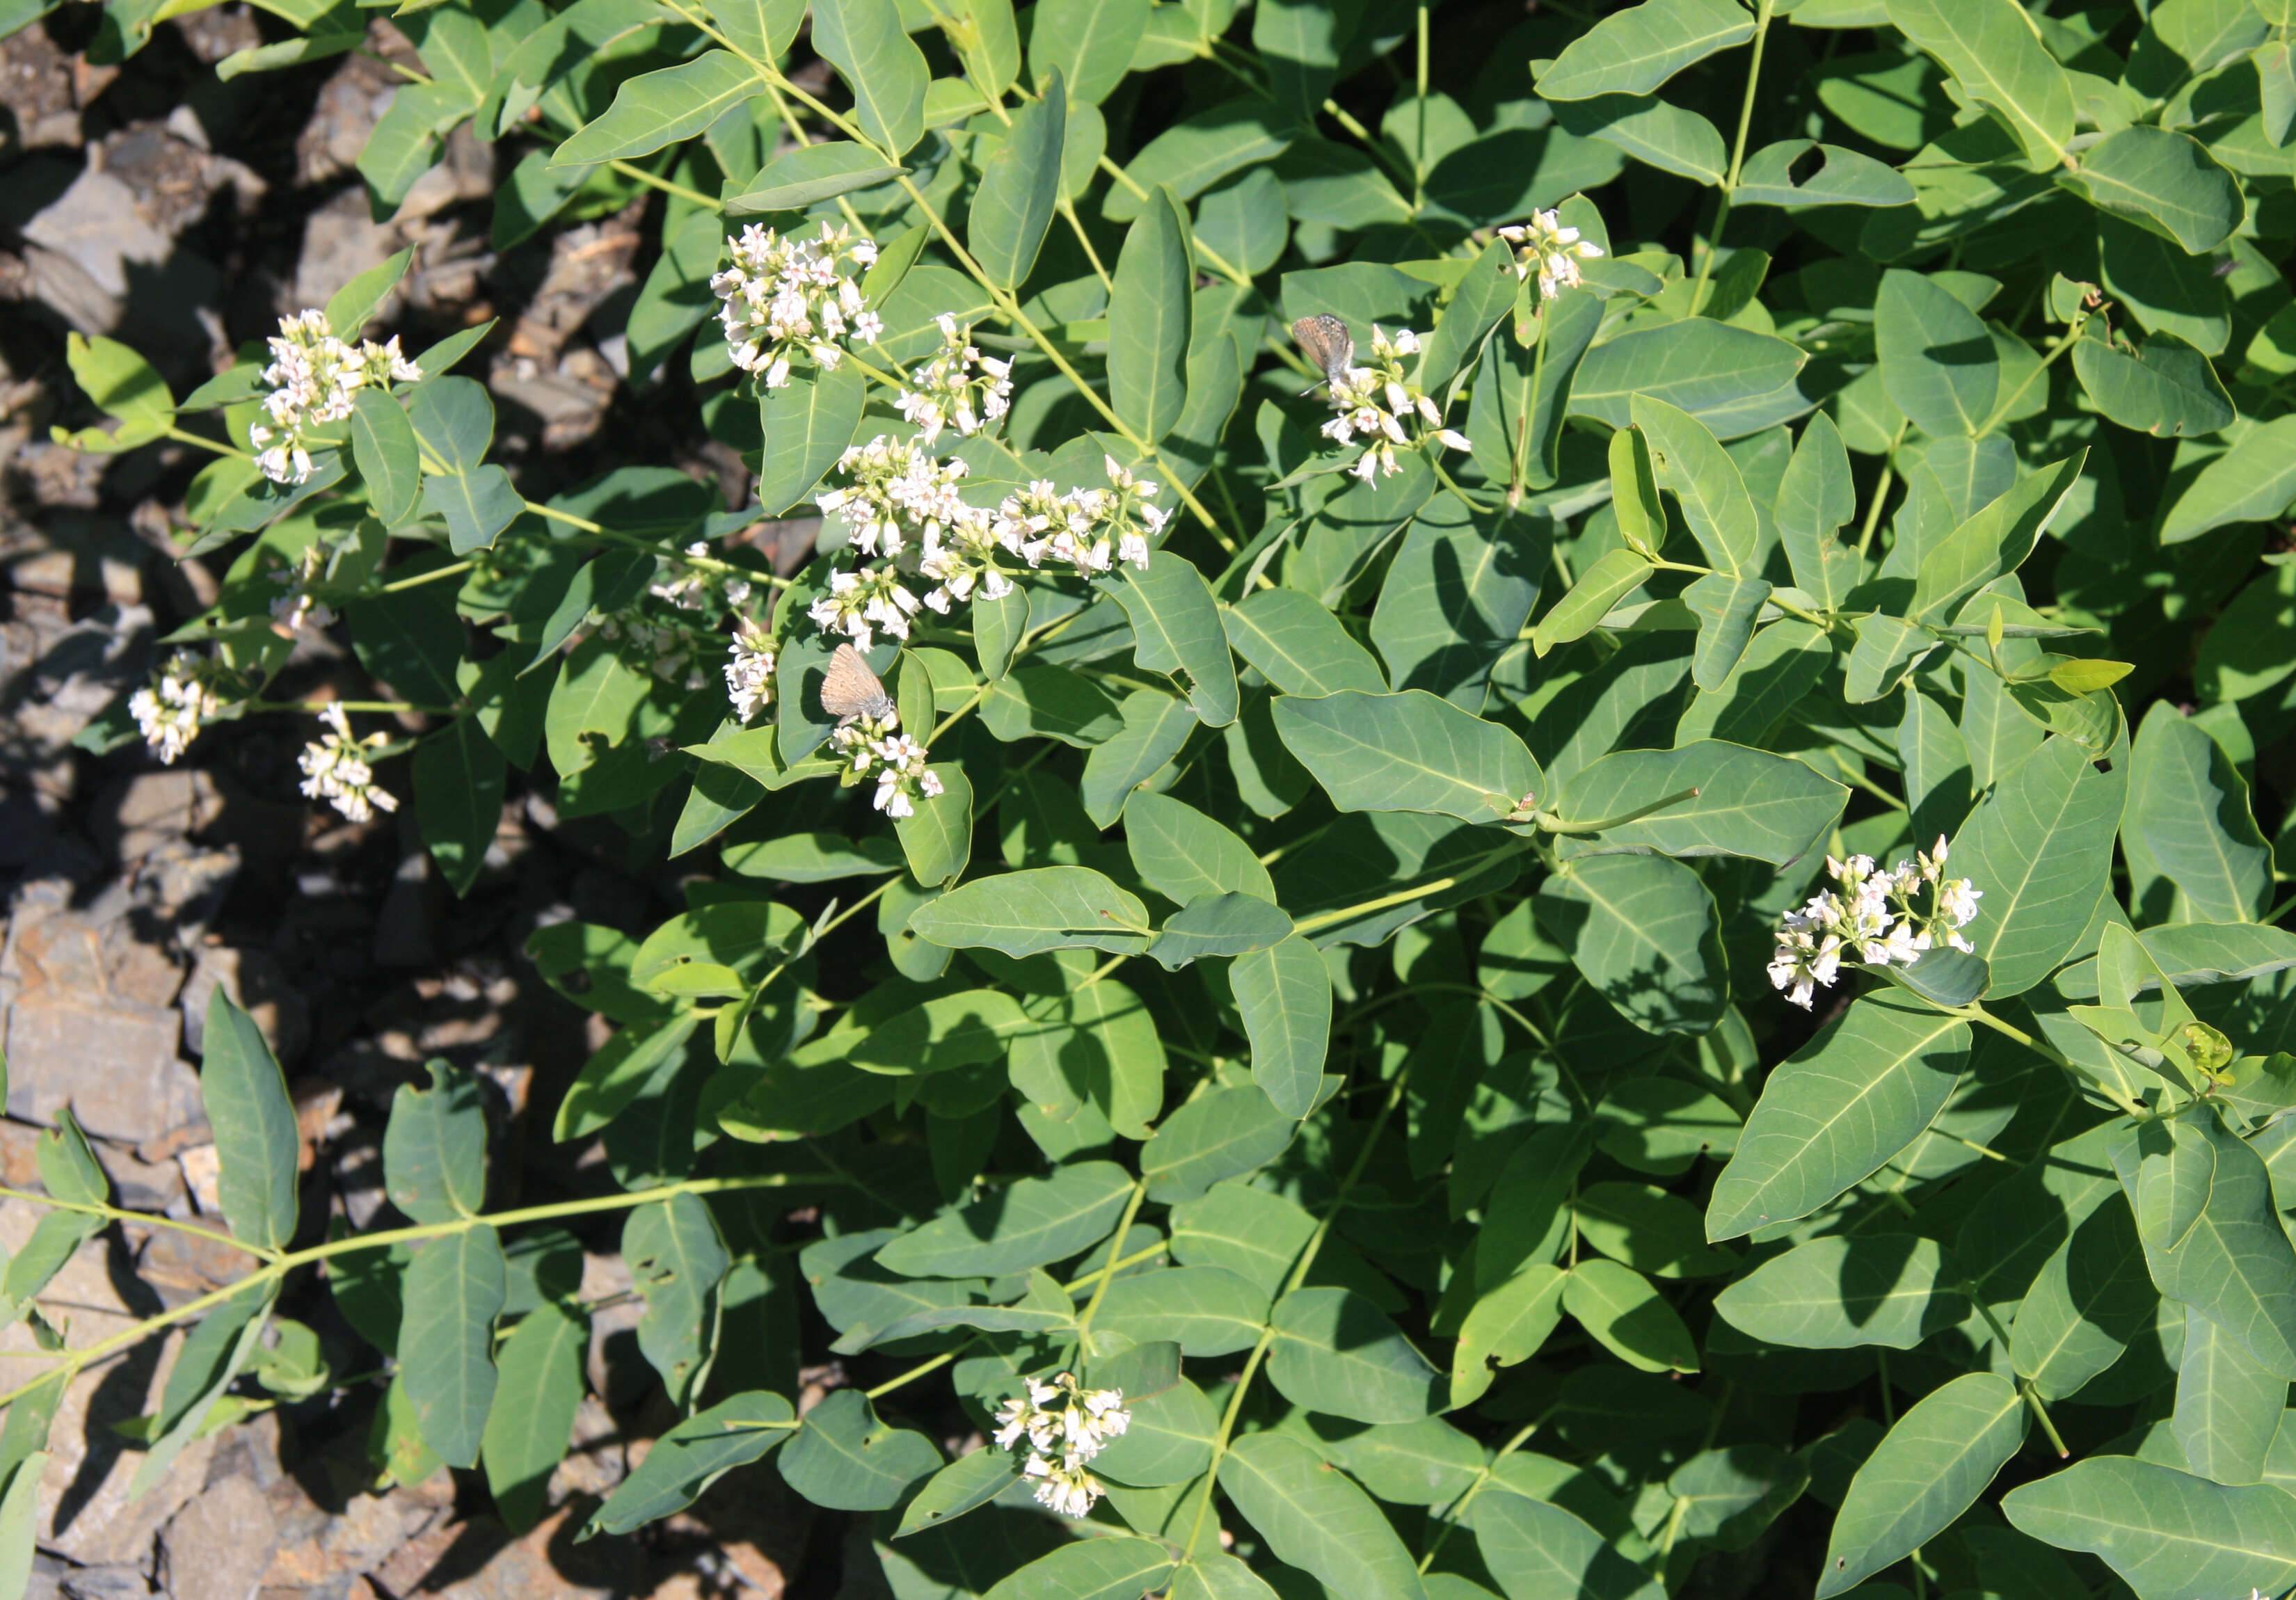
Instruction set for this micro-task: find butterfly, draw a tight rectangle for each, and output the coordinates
[1291,313,1354,395]
[821,643,896,724]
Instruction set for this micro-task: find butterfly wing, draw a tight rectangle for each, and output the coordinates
[1290,314,1354,390]
[822,644,892,721]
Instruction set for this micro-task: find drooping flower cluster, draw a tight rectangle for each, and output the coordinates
[248,309,422,485]
[129,649,232,765]
[1319,326,1471,483]
[1768,838,1984,1009]
[895,315,1013,445]
[810,445,1166,648]
[992,1372,1130,1520]
[724,618,777,722]
[298,702,399,824]
[828,707,943,819]
[268,543,337,635]
[710,221,882,387]
[1498,208,1605,301]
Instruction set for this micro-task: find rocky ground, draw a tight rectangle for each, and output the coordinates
[0,9,834,1597]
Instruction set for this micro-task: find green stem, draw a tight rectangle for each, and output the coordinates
[1541,786,1701,835]
[1418,1413,1549,1572]
[1412,3,1430,212]
[1688,0,1774,313]
[1947,1000,2148,1119]
[1975,310,2089,436]
[0,1169,841,1411]
[1071,1180,1150,1341]
[377,560,475,594]
[167,425,250,461]
[0,1187,262,1260]
[1092,155,1254,289]
[1856,430,1905,560]
[609,159,719,212]
[1181,1057,1419,1560]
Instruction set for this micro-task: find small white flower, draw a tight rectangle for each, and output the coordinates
[129,649,229,765]
[1497,208,1604,301]
[724,620,776,721]
[297,702,398,824]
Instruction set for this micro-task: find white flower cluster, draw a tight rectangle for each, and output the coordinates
[650,543,754,615]
[992,1372,1129,1520]
[828,707,943,819]
[1768,838,1984,1009]
[298,702,399,824]
[248,309,422,485]
[1498,209,1604,301]
[710,221,882,387]
[1320,326,1471,483]
[896,315,1013,445]
[724,618,776,722]
[811,446,1165,648]
[129,649,231,765]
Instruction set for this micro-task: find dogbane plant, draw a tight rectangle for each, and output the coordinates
[24,0,2296,1596]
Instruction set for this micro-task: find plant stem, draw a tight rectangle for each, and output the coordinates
[609,159,720,212]
[1689,0,1774,313]
[1417,1413,1549,1571]
[1092,156,1254,289]
[1542,786,1702,835]
[1071,1180,1149,1339]
[0,1169,843,1411]
[376,560,475,594]
[0,1188,263,1259]
[167,425,250,461]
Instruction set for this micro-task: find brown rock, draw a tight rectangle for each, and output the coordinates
[179,945,310,1066]
[159,1474,280,1600]
[396,1507,641,1600]
[131,1213,262,1305]
[2,995,200,1143]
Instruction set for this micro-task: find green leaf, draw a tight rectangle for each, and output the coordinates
[1677,620,1833,747]
[2110,1114,2296,1379]
[2173,1305,2284,1486]
[383,1058,487,1224]
[1572,1183,1740,1279]
[481,1299,588,1535]
[1777,413,1861,608]
[1473,1493,1661,1600]
[1886,0,2073,170]
[1683,573,1772,691]
[1125,792,1273,902]
[1707,994,1970,1241]
[812,0,928,155]
[1108,186,1193,445]
[1530,548,1653,655]
[1734,140,1915,207]
[1117,552,1237,725]
[1224,1432,1430,1600]
[1551,94,1728,185]
[2009,1197,2154,1402]
[1084,1375,1215,1487]
[1452,1265,1568,1407]
[1554,740,1845,866]
[1632,394,1762,577]
[1562,1258,1698,1373]
[1147,892,1292,969]
[757,362,868,515]
[1142,1085,1300,1204]
[877,1160,1133,1277]
[323,248,413,338]
[424,464,525,557]
[1533,0,1754,100]
[780,1389,940,1510]
[2072,330,2235,438]
[1950,733,2127,998]
[127,1280,273,1501]
[586,1391,796,1537]
[1030,0,1147,104]
[0,1453,47,1600]
[970,72,1065,289]
[64,332,173,426]
[1716,1234,1964,1350]
[412,716,505,897]
[897,764,973,888]
[1876,269,2000,438]
[1821,1374,2026,1595]
[553,51,758,167]
[2160,415,2296,544]
[895,1448,1021,1537]
[2002,1456,2296,1600]
[1908,454,2088,621]
[400,1225,507,1469]
[1570,320,1808,435]
[1534,853,1727,1037]
[1268,1287,1446,1422]
[980,666,1127,746]
[628,1192,731,1407]
[1094,1264,1270,1354]
[1103,97,1293,221]
[2063,126,2242,254]
[1274,689,1540,824]
[1233,934,1331,1121]
[725,142,905,215]
[2128,702,2270,922]
[201,988,301,1251]
[910,867,1151,958]
[983,1537,1174,1600]
[349,390,422,527]
[555,1015,701,1142]
[1371,495,1549,709]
